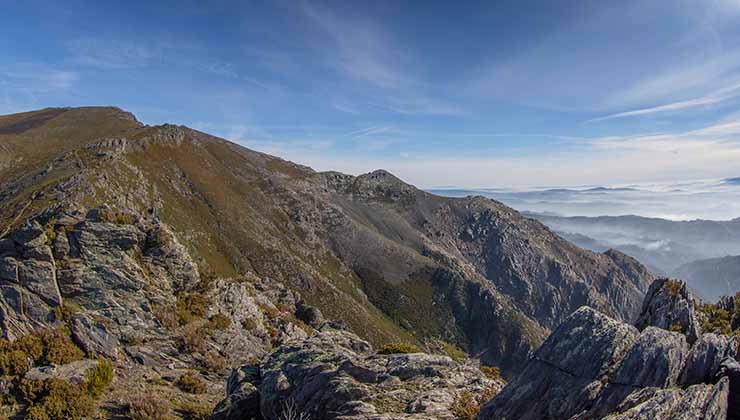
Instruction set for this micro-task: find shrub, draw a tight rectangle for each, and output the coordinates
[377,342,422,355]
[669,323,684,333]
[176,293,210,325]
[664,279,683,297]
[450,391,478,420]
[450,385,498,420]
[23,379,94,420]
[83,358,114,398]
[36,329,84,365]
[442,342,466,363]
[480,365,501,380]
[241,317,257,331]
[128,393,174,420]
[0,328,82,377]
[52,302,82,324]
[203,351,228,373]
[176,371,206,394]
[178,323,207,354]
[208,313,232,331]
[178,401,212,420]
[152,305,179,330]
[98,209,134,225]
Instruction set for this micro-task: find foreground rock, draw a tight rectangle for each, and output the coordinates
[213,325,505,420]
[479,278,739,420]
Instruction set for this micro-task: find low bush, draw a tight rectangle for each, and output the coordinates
[0,328,83,376]
[208,313,231,331]
[84,358,114,398]
[23,379,94,420]
[128,393,174,420]
[377,342,422,355]
[450,385,498,420]
[176,293,210,325]
[176,371,206,394]
[178,401,212,420]
[480,365,501,380]
[178,323,207,354]
[442,342,466,363]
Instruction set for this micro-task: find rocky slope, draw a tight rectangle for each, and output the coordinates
[0,106,655,417]
[481,278,739,419]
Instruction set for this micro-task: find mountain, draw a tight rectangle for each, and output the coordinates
[0,107,653,417]
[675,255,740,301]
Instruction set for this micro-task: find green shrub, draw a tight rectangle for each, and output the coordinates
[128,393,174,420]
[178,401,212,420]
[178,323,207,354]
[668,323,684,333]
[83,358,114,398]
[480,365,501,380]
[0,328,82,376]
[36,329,84,365]
[152,305,179,329]
[664,279,683,297]
[23,379,94,420]
[176,371,206,394]
[176,293,210,325]
[98,209,134,225]
[203,351,228,373]
[208,313,232,331]
[241,317,257,331]
[442,342,466,363]
[52,302,82,324]
[450,385,498,420]
[377,342,422,355]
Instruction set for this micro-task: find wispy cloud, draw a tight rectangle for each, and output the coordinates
[591,81,740,122]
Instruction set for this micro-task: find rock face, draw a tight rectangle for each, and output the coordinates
[213,324,505,420]
[480,278,738,420]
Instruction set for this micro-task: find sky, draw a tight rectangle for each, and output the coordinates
[4,0,740,188]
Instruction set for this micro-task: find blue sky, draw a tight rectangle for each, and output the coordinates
[3,0,740,188]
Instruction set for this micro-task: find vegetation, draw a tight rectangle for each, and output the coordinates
[176,293,210,325]
[208,313,232,331]
[21,358,113,420]
[176,371,207,394]
[377,342,422,354]
[442,342,466,363]
[52,302,82,324]
[450,385,498,420]
[664,279,683,297]
[0,328,83,377]
[178,323,208,354]
[480,365,501,380]
[24,378,94,420]
[127,393,174,420]
[97,208,135,225]
[83,358,114,398]
[178,401,213,420]
[668,322,684,333]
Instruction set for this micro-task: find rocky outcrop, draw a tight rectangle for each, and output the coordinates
[480,278,738,420]
[635,278,701,343]
[214,325,505,420]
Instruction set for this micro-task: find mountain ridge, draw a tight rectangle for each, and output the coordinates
[0,106,653,381]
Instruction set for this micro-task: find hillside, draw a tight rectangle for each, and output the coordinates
[676,255,740,301]
[0,107,654,417]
